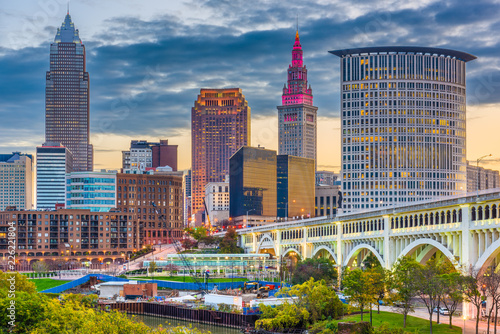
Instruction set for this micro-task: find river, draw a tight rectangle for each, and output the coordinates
[130,314,242,334]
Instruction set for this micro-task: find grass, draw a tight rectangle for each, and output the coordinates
[30,278,71,291]
[341,310,461,333]
[129,276,248,283]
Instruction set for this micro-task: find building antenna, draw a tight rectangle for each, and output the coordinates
[67,1,70,14]
[296,14,298,32]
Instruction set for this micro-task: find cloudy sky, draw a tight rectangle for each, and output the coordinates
[1,0,499,172]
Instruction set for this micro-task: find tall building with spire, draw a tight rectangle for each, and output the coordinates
[278,30,318,168]
[45,12,93,171]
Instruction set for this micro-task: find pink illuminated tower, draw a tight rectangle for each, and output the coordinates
[277,30,318,168]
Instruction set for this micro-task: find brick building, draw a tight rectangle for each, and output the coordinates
[0,208,142,269]
[116,172,184,245]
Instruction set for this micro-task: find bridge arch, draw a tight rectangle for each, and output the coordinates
[398,238,460,270]
[475,238,500,272]
[282,247,303,259]
[343,244,384,268]
[312,245,338,264]
[256,234,277,256]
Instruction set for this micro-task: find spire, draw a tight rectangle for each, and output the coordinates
[295,30,299,41]
[54,11,82,44]
[67,1,69,14]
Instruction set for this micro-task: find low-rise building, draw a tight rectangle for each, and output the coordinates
[315,184,340,217]
[467,161,500,193]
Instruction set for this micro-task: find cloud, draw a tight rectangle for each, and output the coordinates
[1,0,500,170]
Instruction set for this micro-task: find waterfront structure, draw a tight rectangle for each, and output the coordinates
[315,171,339,186]
[122,140,178,172]
[330,47,476,212]
[315,184,341,217]
[205,178,230,226]
[0,153,33,211]
[36,142,73,210]
[0,208,142,267]
[277,155,315,218]
[229,147,277,222]
[234,189,500,318]
[192,88,250,222]
[66,171,117,212]
[278,31,318,166]
[116,171,183,245]
[45,12,93,171]
[467,161,499,193]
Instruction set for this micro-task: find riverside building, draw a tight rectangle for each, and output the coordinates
[330,46,476,212]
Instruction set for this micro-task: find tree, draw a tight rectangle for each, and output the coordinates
[31,261,50,274]
[363,253,382,269]
[482,267,500,334]
[185,226,208,241]
[414,259,443,334]
[181,238,197,250]
[291,258,337,285]
[369,266,388,315]
[461,266,485,334]
[0,271,37,294]
[389,257,420,328]
[439,272,465,329]
[342,268,377,322]
[256,278,343,330]
[218,227,243,254]
[148,260,158,277]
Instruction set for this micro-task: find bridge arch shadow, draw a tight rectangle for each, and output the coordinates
[398,238,460,270]
[312,245,338,264]
[475,238,500,273]
[343,244,384,268]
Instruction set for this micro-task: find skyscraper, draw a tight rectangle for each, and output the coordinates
[330,46,476,212]
[278,30,318,166]
[45,12,93,172]
[191,88,250,222]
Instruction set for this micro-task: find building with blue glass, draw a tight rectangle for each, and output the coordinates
[66,171,117,212]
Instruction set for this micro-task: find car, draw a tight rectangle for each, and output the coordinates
[439,308,450,315]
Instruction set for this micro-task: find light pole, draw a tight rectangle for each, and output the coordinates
[476,154,492,198]
[246,209,255,228]
[462,315,466,334]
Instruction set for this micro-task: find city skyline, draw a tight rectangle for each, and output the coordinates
[0,1,499,173]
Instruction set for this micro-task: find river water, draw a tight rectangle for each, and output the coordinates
[130,314,241,334]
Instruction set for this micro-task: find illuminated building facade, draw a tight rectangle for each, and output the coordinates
[229,147,277,220]
[45,12,93,172]
[191,88,250,222]
[278,31,318,167]
[330,46,476,211]
[277,155,315,218]
[66,171,117,212]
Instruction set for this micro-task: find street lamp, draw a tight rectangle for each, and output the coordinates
[246,209,255,228]
[476,154,492,198]
[462,315,466,334]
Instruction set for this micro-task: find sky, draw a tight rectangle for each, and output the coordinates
[0,0,499,173]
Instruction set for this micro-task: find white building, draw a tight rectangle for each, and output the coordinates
[205,178,229,226]
[0,153,33,210]
[466,161,500,193]
[36,142,73,210]
[330,46,476,212]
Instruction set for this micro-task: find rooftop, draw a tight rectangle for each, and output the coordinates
[329,46,476,62]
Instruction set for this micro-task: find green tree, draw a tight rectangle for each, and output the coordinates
[148,260,158,277]
[291,258,338,285]
[257,278,343,330]
[414,259,443,334]
[440,272,464,329]
[389,257,420,328]
[185,226,208,241]
[0,271,36,294]
[218,227,243,254]
[363,253,381,269]
[461,266,485,334]
[31,261,49,274]
[342,268,377,322]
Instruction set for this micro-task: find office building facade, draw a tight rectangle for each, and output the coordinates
[116,172,183,245]
[467,161,500,193]
[330,47,476,211]
[277,155,315,218]
[45,12,93,171]
[205,179,230,226]
[315,170,340,186]
[278,31,318,166]
[192,88,250,222]
[36,142,73,210]
[229,147,277,220]
[0,153,33,210]
[122,140,178,172]
[315,184,341,217]
[66,171,117,212]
